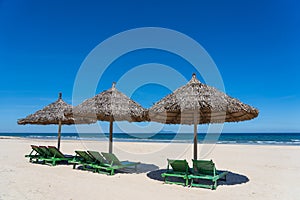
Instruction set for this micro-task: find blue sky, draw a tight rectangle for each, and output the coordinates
[0,0,299,133]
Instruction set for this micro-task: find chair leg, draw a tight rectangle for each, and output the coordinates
[213,180,217,190]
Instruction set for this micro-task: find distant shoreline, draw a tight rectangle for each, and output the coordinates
[1,132,300,146]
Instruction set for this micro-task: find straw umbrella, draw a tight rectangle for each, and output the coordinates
[69,82,148,153]
[17,93,95,150]
[149,73,259,160]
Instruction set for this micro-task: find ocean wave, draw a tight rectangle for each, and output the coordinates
[2,132,300,146]
[217,141,237,144]
[26,135,80,140]
[19,137,300,145]
[113,138,190,143]
[291,139,300,142]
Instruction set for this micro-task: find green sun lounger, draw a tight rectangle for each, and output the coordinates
[71,150,111,174]
[39,146,54,157]
[87,151,107,164]
[25,145,73,166]
[161,159,191,186]
[87,151,118,175]
[101,152,140,175]
[189,160,228,190]
[42,146,74,166]
[25,145,48,162]
[31,146,74,166]
[70,150,97,169]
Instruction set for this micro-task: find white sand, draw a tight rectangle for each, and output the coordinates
[0,138,299,200]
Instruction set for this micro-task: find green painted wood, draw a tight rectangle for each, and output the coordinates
[161,159,191,186]
[189,159,228,189]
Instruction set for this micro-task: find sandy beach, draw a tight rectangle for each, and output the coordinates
[0,137,299,200]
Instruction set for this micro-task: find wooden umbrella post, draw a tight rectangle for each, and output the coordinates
[109,118,113,153]
[57,120,62,150]
[193,110,198,160]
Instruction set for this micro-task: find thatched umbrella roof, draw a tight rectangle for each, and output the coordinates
[149,73,258,124]
[149,73,259,159]
[69,82,147,122]
[68,83,148,153]
[18,93,95,149]
[18,93,95,125]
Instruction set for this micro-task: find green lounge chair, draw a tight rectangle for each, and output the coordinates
[39,146,53,157]
[30,146,74,166]
[101,152,140,175]
[87,151,117,175]
[25,145,47,162]
[25,145,73,166]
[44,146,74,166]
[161,159,191,186]
[70,150,97,169]
[189,159,228,190]
[87,151,107,164]
[71,150,111,174]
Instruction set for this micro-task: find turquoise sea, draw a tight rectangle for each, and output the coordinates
[1,132,300,146]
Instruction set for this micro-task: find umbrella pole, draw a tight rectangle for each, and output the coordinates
[57,120,62,150]
[193,122,198,160]
[193,110,198,160]
[109,119,113,153]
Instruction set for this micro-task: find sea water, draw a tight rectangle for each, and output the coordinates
[1,132,300,146]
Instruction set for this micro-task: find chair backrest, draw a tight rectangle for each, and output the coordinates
[87,151,107,164]
[48,146,65,158]
[101,152,121,165]
[192,159,216,176]
[75,150,95,163]
[168,159,189,173]
[38,146,53,157]
[31,145,47,156]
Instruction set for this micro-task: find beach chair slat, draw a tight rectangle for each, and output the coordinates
[189,159,228,190]
[161,159,190,186]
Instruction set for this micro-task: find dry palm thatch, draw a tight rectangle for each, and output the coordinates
[69,82,147,122]
[149,73,259,160]
[18,93,95,149]
[149,74,258,124]
[68,82,148,153]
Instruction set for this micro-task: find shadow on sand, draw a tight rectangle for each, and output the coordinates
[146,169,249,186]
[115,163,159,174]
[77,162,159,175]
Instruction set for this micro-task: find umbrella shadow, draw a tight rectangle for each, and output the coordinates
[136,163,160,173]
[117,163,159,174]
[146,169,249,186]
[217,171,249,186]
[76,162,159,175]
